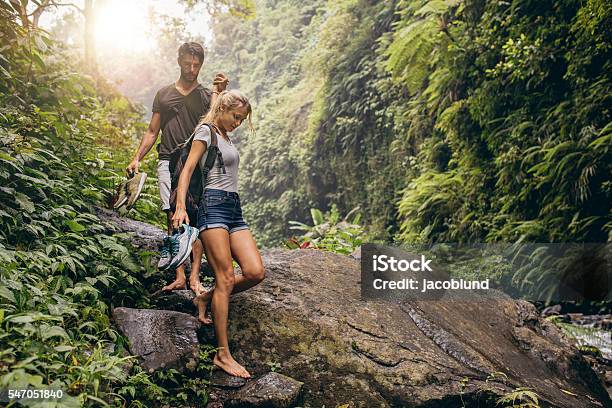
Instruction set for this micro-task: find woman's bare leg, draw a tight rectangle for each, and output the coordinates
[194,229,265,322]
[229,229,265,290]
[200,228,251,378]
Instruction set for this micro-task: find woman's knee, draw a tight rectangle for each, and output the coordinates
[215,269,235,292]
[244,263,265,283]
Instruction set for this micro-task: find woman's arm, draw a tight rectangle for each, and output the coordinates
[172,140,207,228]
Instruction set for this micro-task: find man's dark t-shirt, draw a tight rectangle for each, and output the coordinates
[153,83,211,160]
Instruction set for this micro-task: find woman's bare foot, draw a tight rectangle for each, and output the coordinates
[193,290,213,324]
[161,278,186,291]
[213,352,251,378]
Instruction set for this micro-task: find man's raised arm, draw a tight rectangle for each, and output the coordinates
[126,111,161,176]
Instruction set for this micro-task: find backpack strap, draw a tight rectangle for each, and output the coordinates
[162,85,211,134]
[210,126,227,174]
[198,123,225,228]
[199,123,226,184]
[181,120,217,147]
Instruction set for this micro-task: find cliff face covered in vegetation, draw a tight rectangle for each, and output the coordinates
[204,0,611,247]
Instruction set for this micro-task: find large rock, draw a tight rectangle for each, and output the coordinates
[224,249,610,408]
[96,207,165,253]
[225,372,303,408]
[152,289,197,313]
[97,210,610,407]
[112,307,200,373]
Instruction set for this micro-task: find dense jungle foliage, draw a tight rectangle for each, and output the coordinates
[0,2,215,406]
[203,0,611,248]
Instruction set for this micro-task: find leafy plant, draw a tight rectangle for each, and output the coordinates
[287,205,366,254]
[496,387,540,408]
[266,361,281,372]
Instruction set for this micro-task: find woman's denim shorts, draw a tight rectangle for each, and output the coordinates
[197,188,249,234]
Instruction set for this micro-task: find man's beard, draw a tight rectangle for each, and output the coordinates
[180,73,197,83]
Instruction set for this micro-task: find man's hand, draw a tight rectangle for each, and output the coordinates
[126,159,140,177]
[171,206,189,229]
[212,73,229,93]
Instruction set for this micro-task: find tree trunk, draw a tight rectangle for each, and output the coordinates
[31,11,42,28]
[31,1,50,29]
[83,0,97,72]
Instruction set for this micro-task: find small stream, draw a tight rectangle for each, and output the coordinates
[552,314,611,359]
[559,322,611,359]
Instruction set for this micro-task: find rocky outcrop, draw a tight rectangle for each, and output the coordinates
[112,308,200,373]
[224,249,611,407]
[98,209,611,407]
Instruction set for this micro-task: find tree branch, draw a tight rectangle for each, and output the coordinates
[27,1,84,17]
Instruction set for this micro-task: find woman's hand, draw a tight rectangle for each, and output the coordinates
[171,206,189,230]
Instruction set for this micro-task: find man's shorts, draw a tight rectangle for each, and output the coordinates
[197,189,249,234]
[157,160,172,212]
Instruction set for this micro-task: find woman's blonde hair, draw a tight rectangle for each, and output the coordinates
[199,89,254,134]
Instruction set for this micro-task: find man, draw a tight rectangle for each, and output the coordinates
[126,42,228,293]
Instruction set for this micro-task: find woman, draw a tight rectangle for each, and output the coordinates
[172,89,264,379]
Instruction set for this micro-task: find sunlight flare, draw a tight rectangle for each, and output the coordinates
[94,0,156,53]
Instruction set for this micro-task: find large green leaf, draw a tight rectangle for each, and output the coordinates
[0,285,15,302]
[41,325,69,340]
[65,220,86,233]
[15,193,35,213]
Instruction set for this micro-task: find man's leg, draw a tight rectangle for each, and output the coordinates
[189,237,204,292]
[161,209,187,291]
[158,159,187,291]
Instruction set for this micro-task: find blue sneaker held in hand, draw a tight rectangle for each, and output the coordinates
[158,235,179,271]
[167,224,199,270]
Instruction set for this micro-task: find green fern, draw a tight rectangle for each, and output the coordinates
[496,387,540,408]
